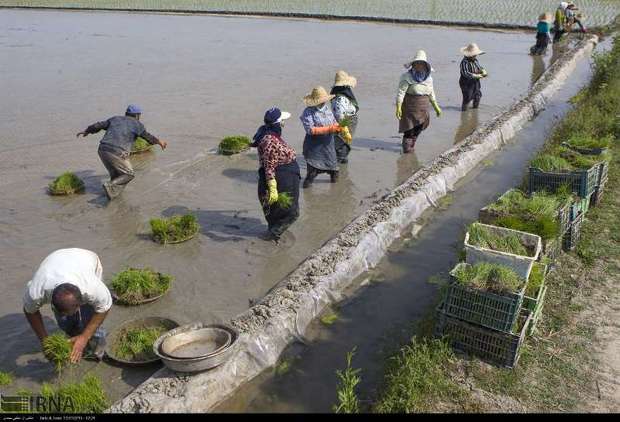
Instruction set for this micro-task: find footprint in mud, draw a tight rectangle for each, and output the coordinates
[245,231,296,257]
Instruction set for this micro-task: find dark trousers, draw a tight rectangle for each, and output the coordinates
[402,124,425,153]
[531,32,550,55]
[304,164,339,186]
[258,161,301,238]
[334,137,351,163]
[98,144,135,195]
[459,76,482,110]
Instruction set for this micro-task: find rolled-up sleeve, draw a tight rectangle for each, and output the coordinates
[23,283,43,314]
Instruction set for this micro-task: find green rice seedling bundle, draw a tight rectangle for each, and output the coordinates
[48,172,85,195]
[113,326,167,361]
[566,133,612,150]
[494,215,559,241]
[467,223,529,256]
[525,263,546,297]
[150,214,199,244]
[529,153,574,172]
[41,374,108,413]
[131,137,151,153]
[42,333,72,373]
[218,135,251,155]
[111,268,172,305]
[556,146,609,168]
[0,371,13,386]
[276,192,293,209]
[338,117,353,128]
[452,262,525,295]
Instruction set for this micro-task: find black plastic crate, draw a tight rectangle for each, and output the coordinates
[562,211,584,252]
[435,307,531,368]
[598,161,609,185]
[528,164,601,198]
[590,178,607,208]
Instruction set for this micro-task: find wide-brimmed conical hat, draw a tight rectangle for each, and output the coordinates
[460,43,485,57]
[303,86,335,107]
[334,70,357,88]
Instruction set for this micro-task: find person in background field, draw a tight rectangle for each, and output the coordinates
[300,86,346,188]
[76,104,168,200]
[395,50,442,153]
[459,43,488,111]
[553,2,569,43]
[531,13,553,55]
[23,248,112,363]
[566,3,587,33]
[252,107,301,242]
[330,70,358,164]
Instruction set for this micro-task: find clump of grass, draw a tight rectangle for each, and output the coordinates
[113,326,167,361]
[494,214,559,241]
[530,153,574,172]
[467,223,529,256]
[566,133,612,151]
[452,262,525,295]
[111,268,172,305]
[42,333,72,373]
[41,374,108,413]
[525,263,546,297]
[0,371,13,386]
[150,214,199,244]
[556,146,608,168]
[48,172,85,195]
[218,135,251,155]
[276,192,293,209]
[333,348,361,414]
[131,137,152,153]
[321,311,339,326]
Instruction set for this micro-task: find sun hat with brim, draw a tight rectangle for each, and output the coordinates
[264,108,291,125]
[539,13,553,22]
[403,49,432,69]
[303,86,335,107]
[461,43,485,57]
[334,70,357,88]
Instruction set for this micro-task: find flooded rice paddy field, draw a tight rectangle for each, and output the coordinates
[0,9,568,402]
[2,0,620,27]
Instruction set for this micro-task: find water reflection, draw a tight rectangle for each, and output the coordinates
[530,53,547,87]
[453,109,480,145]
[395,152,421,185]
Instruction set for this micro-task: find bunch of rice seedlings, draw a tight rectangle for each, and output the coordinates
[467,223,529,256]
[276,192,293,209]
[48,172,85,195]
[150,214,199,244]
[43,333,72,373]
[566,133,612,150]
[113,326,167,361]
[131,137,151,153]
[218,135,251,155]
[494,215,559,241]
[338,117,353,128]
[452,262,525,295]
[111,268,172,305]
[530,153,574,172]
[0,371,13,386]
[41,374,108,413]
[525,263,546,297]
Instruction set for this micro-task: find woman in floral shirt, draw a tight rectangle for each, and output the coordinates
[331,70,359,164]
[252,107,300,241]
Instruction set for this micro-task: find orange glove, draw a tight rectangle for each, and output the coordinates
[310,124,341,136]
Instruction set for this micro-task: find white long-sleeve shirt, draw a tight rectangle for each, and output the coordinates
[396,71,437,105]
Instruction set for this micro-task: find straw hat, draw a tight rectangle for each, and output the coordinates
[334,70,357,88]
[303,86,335,107]
[539,12,553,22]
[404,49,430,68]
[460,43,485,57]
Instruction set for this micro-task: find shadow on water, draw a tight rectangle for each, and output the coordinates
[222,168,257,184]
[350,137,402,153]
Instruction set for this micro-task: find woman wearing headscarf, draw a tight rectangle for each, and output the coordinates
[459,43,488,111]
[300,86,347,188]
[330,70,358,164]
[252,107,301,241]
[395,50,442,153]
[531,13,553,55]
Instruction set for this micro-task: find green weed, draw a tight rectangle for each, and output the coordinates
[320,311,339,326]
[0,371,13,386]
[333,348,361,414]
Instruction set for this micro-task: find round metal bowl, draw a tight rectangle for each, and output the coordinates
[161,327,231,359]
[153,323,239,373]
[105,317,179,366]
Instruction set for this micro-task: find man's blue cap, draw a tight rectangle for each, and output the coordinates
[126,104,143,114]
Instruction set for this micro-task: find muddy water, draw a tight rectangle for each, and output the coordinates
[3,1,620,27]
[0,9,559,401]
[214,42,598,413]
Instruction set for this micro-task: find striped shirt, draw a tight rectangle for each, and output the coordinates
[460,57,484,80]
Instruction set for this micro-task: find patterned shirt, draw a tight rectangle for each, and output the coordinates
[331,95,358,122]
[460,57,485,80]
[257,134,296,180]
[300,103,337,135]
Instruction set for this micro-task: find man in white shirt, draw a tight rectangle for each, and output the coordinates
[23,248,112,363]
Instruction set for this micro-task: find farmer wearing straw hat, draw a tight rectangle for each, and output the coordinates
[330,70,358,164]
[252,107,301,241]
[76,104,168,200]
[459,43,488,112]
[531,13,553,55]
[396,50,442,153]
[300,86,348,188]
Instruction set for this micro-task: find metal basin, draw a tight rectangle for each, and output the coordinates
[161,326,231,359]
[153,323,238,373]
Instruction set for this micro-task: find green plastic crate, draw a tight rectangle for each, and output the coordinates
[522,263,548,336]
[443,263,526,333]
[435,306,531,369]
[528,163,601,198]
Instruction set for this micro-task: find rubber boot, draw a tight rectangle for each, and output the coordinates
[461,101,469,112]
[402,137,416,154]
[473,97,481,109]
[303,167,318,189]
[330,171,339,183]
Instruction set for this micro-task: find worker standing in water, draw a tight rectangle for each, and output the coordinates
[330,70,358,164]
[77,105,168,200]
[395,50,442,153]
[459,43,488,111]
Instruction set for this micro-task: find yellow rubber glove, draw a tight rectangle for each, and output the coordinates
[341,126,353,144]
[431,99,442,117]
[267,179,278,205]
[396,103,403,120]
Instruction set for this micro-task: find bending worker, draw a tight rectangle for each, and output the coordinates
[252,107,301,242]
[396,50,442,153]
[23,248,112,363]
[77,104,168,200]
